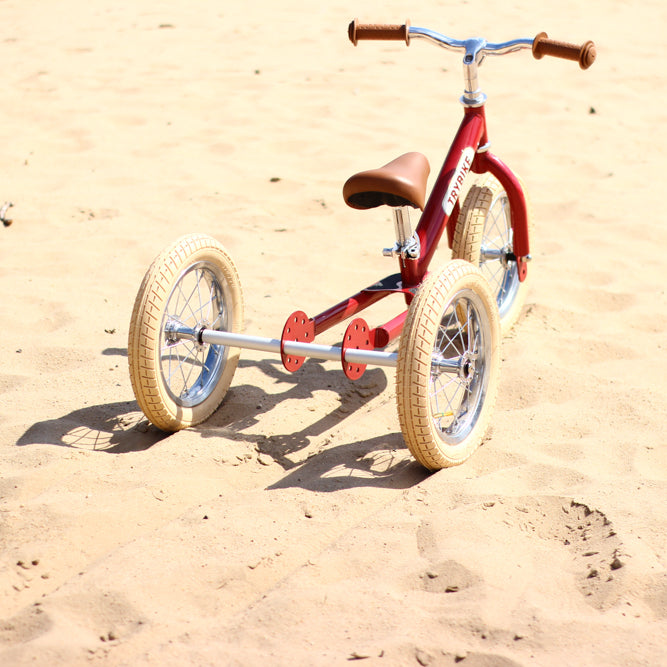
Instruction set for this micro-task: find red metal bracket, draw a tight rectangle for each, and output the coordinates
[517,257,528,282]
[342,318,375,380]
[281,311,315,372]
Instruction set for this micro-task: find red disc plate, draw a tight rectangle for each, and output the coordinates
[281,311,315,372]
[342,318,375,380]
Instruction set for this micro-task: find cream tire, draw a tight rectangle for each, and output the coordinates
[128,234,244,431]
[396,260,501,470]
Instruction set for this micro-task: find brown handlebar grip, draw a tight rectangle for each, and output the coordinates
[348,19,411,46]
[532,32,596,70]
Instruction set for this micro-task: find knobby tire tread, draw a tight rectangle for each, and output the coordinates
[128,234,243,431]
[396,260,500,470]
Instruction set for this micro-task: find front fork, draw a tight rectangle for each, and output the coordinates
[472,148,531,281]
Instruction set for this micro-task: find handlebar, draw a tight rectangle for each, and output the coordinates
[348,19,596,70]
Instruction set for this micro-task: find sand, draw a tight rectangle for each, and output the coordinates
[1,0,666,664]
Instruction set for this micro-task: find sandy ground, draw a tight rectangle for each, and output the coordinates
[1,0,666,665]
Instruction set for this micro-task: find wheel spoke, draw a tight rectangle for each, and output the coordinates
[175,269,215,327]
[430,374,466,428]
[208,287,226,331]
[480,197,511,290]
[163,339,198,390]
[175,278,200,324]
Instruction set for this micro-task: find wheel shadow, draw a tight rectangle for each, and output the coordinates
[266,433,431,492]
[15,400,170,454]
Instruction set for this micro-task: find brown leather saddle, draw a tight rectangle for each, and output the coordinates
[343,152,430,211]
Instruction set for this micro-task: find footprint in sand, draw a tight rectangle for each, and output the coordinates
[0,604,52,645]
[502,496,625,610]
[415,496,624,611]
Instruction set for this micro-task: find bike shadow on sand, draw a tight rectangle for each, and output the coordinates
[199,357,388,455]
[16,352,430,489]
[199,357,431,490]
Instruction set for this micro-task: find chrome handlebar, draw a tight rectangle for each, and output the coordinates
[408,27,534,63]
[408,27,535,104]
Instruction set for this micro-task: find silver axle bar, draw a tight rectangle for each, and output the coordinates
[172,324,462,373]
[200,329,399,368]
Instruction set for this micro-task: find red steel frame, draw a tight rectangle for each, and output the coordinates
[294,103,530,356]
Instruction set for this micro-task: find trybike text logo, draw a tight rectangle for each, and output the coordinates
[442,148,474,216]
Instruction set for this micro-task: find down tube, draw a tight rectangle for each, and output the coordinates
[410,110,487,284]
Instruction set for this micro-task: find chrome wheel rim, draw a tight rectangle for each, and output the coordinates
[429,288,492,445]
[479,192,520,318]
[159,261,230,408]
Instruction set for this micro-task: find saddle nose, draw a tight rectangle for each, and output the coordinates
[343,152,430,211]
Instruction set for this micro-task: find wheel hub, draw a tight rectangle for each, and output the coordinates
[459,351,477,385]
[193,321,210,351]
[499,243,512,269]
[163,318,180,346]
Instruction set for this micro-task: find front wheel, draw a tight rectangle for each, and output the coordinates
[128,234,244,431]
[396,260,501,470]
[453,173,531,335]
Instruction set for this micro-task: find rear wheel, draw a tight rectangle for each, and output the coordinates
[453,173,531,335]
[396,260,501,470]
[128,234,244,431]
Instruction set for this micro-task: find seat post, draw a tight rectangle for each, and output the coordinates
[383,206,421,260]
[394,206,412,246]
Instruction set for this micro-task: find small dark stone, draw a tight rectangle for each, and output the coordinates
[610,557,623,570]
[347,652,370,661]
[415,648,432,666]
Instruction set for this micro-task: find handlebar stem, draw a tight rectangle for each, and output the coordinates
[462,38,487,106]
[409,26,534,107]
